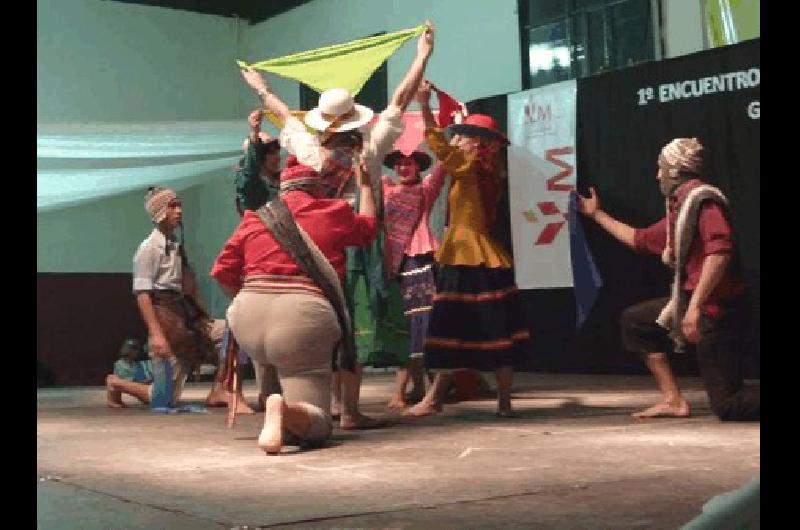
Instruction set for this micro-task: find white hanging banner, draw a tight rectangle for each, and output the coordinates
[507,80,577,289]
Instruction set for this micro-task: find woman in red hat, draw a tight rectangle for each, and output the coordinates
[381,149,447,410]
[405,81,530,418]
[211,157,378,454]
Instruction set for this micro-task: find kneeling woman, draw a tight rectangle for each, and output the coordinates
[211,156,377,453]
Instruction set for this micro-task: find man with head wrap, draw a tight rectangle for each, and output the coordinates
[106,187,247,409]
[577,138,759,421]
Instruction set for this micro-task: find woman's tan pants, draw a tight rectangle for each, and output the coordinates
[228,290,340,441]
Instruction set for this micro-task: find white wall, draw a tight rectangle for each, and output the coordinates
[238,0,523,115]
[661,0,707,58]
[38,0,244,123]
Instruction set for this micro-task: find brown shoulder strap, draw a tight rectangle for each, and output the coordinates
[255,199,356,372]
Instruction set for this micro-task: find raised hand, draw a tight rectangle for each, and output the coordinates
[248,109,264,130]
[577,186,600,218]
[418,20,434,58]
[241,67,269,94]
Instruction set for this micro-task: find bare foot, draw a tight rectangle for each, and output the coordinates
[497,398,517,418]
[258,394,285,454]
[340,412,388,430]
[205,385,229,407]
[403,401,442,417]
[632,400,691,419]
[106,395,126,409]
[234,395,255,415]
[387,395,407,412]
[106,376,126,409]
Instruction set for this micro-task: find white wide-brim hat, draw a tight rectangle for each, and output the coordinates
[304,88,374,133]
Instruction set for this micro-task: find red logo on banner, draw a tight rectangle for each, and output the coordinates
[523,201,569,246]
[524,102,552,123]
[522,146,574,246]
[545,147,575,192]
[534,201,568,245]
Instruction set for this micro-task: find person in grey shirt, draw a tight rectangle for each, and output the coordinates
[106,187,247,410]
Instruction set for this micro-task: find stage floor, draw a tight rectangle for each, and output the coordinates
[37,372,759,529]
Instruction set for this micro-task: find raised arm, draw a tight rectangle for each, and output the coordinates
[577,187,636,248]
[354,160,376,220]
[241,68,291,124]
[237,110,266,199]
[418,81,472,179]
[389,21,434,112]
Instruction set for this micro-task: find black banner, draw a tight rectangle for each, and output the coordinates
[576,39,760,375]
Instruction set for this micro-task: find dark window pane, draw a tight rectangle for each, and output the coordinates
[521,0,658,88]
[587,10,609,74]
[575,0,607,10]
[611,0,653,68]
[528,20,572,88]
[572,13,589,78]
[530,0,569,26]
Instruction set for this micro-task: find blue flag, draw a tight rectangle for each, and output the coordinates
[568,192,603,328]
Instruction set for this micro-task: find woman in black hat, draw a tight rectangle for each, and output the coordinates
[381,149,447,410]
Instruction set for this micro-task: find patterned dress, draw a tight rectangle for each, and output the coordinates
[383,162,447,359]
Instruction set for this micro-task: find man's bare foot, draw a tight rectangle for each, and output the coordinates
[403,401,442,417]
[234,395,255,415]
[340,412,388,430]
[206,383,254,413]
[106,394,126,409]
[387,395,407,412]
[205,385,229,407]
[632,400,691,419]
[106,376,126,409]
[258,394,285,454]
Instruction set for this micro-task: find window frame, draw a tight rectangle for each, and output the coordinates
[518,0,663,90]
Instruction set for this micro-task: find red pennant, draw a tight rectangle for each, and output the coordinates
[434,86,463,128]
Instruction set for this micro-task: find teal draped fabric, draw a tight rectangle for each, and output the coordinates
[37,121,245,212]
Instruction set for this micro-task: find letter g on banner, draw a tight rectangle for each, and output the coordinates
[747,101,760,119]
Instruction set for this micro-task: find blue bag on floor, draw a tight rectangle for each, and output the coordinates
[149,357,174,409]
[148,357,209,414]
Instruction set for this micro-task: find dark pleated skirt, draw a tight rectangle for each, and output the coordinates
[424,265,530,371]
